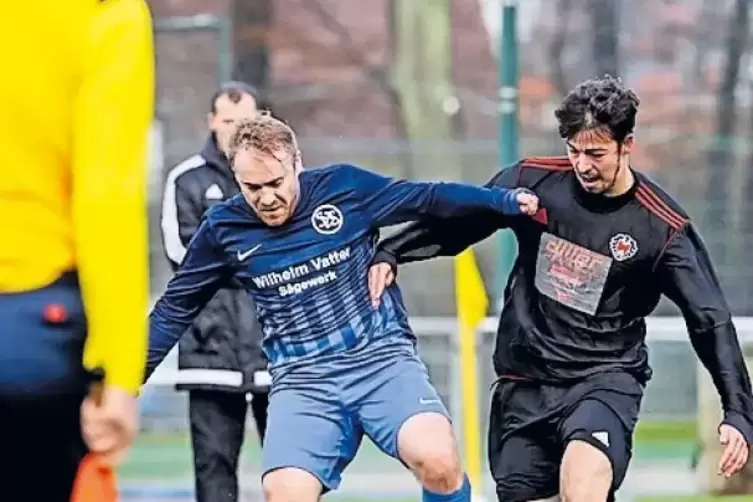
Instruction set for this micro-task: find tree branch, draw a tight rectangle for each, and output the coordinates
[296,0,413,175]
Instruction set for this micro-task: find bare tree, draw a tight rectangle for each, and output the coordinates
[705,0,750,261]
[269,0,414,175]
[301,0,409,139]
[589,0,619,77]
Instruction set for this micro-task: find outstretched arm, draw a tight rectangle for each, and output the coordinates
[377,164,522,264]
[147,218,234,380]
[346,164,534,232]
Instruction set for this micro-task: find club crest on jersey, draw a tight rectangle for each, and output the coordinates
[609,233,638,261]
[311,204,344,235]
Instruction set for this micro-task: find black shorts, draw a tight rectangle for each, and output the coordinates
[488,371,643,502]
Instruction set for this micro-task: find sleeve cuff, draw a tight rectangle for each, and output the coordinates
[373,248,398,276]
[722,411,753,445]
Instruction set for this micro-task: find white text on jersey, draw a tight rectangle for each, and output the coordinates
[250,246,352,290]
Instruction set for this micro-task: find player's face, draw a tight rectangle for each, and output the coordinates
[233,147,300,226]
[209,94,259,156]
[566,129,633,195]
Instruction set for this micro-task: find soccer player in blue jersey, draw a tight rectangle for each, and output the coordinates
[146,112,539,502]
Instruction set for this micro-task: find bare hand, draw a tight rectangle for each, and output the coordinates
[81,385,139,467]
[516,191,539,216]
[368,262,395,309]
[718,424,749,477]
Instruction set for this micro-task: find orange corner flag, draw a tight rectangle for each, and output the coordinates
[71,454,118,502]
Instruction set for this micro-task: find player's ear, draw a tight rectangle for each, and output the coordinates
[294,149,303,172]
[621,135,635,154]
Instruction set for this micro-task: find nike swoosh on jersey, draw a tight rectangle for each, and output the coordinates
[237,244,261,261]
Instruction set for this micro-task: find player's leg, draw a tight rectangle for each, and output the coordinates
[262,380,361,502]
[398,412,467,493]
[249,389,270,444]
[0,273,89,501]
[188,389,247,502]
[354,346,469,501]
[488,382,560,502]
[557,389,641,502]
[490,434,561,502]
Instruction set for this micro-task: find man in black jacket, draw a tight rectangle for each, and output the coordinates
[160,81,268,502]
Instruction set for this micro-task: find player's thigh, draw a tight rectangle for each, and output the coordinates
[489,430,560,502]
[355,350,453,463]
[558,392,639,492]
[488,383,559,502]
[262,383,362,494]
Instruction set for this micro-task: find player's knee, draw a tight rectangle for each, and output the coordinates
[398,413,463,493]
[262,467,321,502]
[415,451,463,493]
[560,440,612,502]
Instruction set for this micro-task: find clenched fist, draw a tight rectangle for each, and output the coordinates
[515,189,539,216]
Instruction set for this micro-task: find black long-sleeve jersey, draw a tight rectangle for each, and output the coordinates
[380,156,753,441]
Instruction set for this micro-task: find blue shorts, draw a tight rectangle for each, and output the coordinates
[0,272,88,396]
[262,339,449,491]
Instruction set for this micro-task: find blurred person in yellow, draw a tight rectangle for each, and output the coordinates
[0,0,154,500]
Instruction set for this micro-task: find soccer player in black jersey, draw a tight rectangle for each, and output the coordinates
[367,75,753,502]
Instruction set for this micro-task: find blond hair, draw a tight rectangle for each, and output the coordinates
[227,111,298,165]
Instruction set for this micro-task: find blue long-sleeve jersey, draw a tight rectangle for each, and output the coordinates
[147,163,524,378]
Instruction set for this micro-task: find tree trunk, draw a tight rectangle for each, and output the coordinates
[392,0,458,180]
[589,0,619,77]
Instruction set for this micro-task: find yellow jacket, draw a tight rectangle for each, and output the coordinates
[0,0,154,393]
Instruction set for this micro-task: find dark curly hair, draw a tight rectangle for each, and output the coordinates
[554,75,640,143]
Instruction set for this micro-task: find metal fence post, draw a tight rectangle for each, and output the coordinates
[496,0,520,312]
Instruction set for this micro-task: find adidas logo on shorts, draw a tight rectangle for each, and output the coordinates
[591,431,610,448]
